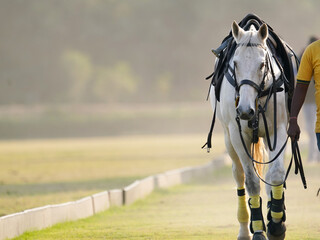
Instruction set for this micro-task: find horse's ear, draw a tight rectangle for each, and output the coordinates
[258,23,268,42]
[232,21,244,43]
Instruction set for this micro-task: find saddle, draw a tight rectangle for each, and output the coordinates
[208,13,298,111]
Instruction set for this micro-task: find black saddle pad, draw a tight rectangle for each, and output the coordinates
[210,13,296,110]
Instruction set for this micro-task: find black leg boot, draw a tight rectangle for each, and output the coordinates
[267,192,286,240]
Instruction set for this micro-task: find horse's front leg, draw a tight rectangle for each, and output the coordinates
[243,161,267,240]
[265,125,287,240]
[230,128,267,240]
[225,130,250,240]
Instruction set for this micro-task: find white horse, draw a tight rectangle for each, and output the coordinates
[210,22,290,240]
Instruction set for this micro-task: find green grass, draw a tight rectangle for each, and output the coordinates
[13,163,320,240]
[0,134,225,216]
[2,132,319,239]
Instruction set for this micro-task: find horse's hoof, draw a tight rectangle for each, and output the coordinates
[267,231,286,240]
[252,232,267,240]
[237,237,251,240]
[267,231,285,240]
[267,221,286,240]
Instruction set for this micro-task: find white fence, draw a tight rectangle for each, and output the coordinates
[0,154,230,240]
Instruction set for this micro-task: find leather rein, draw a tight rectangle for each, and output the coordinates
[226,42,282,152]
[203,42,307,189]
[231,42,306,188]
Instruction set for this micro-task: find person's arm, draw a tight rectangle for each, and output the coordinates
[287,82,309,141]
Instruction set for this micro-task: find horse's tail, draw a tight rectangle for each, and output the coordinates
[253,137,266,177]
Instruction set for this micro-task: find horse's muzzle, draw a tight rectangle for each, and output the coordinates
[236,105,255,120]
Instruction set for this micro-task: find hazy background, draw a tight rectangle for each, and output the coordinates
[1,1,320,230]
[0,0,319,139]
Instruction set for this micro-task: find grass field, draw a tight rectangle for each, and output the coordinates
[13,163,320,240]
[2,132,319,239]
[0,134,225,216]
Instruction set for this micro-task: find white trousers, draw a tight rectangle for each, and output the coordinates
[303,103,320,162]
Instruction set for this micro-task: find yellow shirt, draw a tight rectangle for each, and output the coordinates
[297,40,320,133]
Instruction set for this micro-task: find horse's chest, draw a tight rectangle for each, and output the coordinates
[258,116,269,137]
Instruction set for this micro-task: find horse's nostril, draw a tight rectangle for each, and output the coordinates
[249,108,255,117]
[237,106,255,120]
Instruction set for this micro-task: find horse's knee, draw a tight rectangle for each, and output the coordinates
[232,162,245,187]
[244,170,260,196]
[266,161,285,185]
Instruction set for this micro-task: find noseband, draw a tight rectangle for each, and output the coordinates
[203,25,306,190]
[225,41,285,149]
[227,42,304,188]
[228,42,270,106]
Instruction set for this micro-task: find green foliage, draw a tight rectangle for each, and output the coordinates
[62,50,93,102]
[1,0,320,104]
[155,72,173,100]
[61,49,139,102]
[93,61,139,102]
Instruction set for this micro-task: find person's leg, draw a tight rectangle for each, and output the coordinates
[303,104,318,161]
[316,133,320,152]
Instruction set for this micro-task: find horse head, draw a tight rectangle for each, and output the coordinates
[231,21,269,120]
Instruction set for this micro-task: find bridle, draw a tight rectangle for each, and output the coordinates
[231,42,269,106]
[226,42,306,188]
[202,24,307,190]
[226,42,274,109]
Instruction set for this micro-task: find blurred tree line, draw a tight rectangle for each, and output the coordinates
[0,0,320,105]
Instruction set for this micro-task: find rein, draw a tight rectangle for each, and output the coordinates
[232,43,306,188]
[203,41,307,189]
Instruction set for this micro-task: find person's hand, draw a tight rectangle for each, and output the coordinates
[287,118,300,142]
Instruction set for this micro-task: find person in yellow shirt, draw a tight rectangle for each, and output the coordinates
[300,36,320,162]
[288,39,320,152]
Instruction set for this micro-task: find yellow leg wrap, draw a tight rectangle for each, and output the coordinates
[272,184,283,200]
[238,190,249,223]
[252,220,264,232]
[250,195,264,232]
[250,195,260,208]
[271,185,284,219]
[271,211,284,219]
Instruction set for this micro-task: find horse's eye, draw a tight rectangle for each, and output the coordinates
[259,62,265,70]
